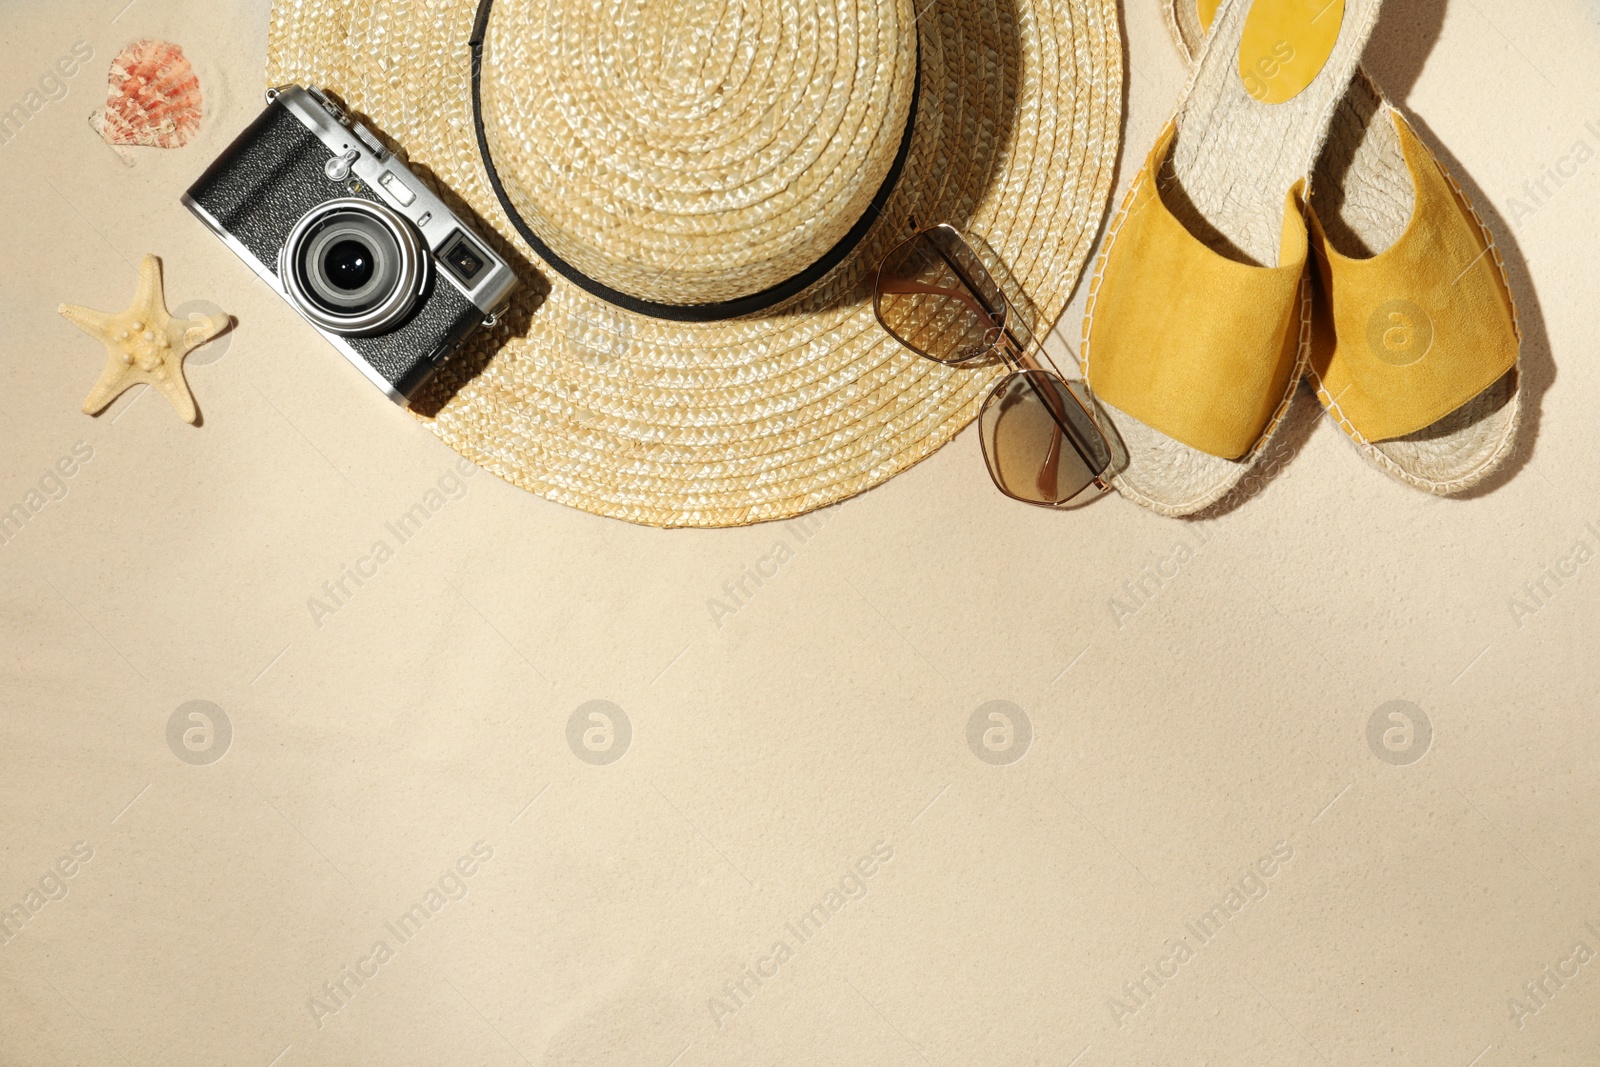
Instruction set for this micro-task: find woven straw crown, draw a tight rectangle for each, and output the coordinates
[480,0,918,308]
[267,0,1123,527]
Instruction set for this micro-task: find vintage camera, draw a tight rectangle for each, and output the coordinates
[182,85,517,404]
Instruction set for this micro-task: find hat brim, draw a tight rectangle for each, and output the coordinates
[267,0,1124,527]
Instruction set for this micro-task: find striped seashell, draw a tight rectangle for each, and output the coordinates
[98,39,202,149]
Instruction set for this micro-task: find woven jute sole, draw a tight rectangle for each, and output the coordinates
[1168,0,1522,495]
[1081,0,1383,517]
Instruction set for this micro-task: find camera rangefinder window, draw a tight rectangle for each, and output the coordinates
[279,198,429,337]
[441,232,488,285]
[182,85,517,405]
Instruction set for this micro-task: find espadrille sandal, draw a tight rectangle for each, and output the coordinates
[1168,0,1522,494]
[1082,0,1383,516]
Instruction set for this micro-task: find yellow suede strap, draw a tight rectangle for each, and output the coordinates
[1084,123,1309,460]
[1310,111,1520,443]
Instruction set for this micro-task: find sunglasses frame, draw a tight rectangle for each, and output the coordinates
[872,222,1114,507]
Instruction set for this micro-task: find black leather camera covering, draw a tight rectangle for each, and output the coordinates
[188,102,480,396]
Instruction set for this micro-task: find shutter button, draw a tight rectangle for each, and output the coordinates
[324,149,360,182]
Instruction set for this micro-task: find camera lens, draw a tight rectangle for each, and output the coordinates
[324,239,376,290]
[280,199,428,336]
[302,216,398,312]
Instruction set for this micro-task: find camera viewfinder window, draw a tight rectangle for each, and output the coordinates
[442,233,488,285]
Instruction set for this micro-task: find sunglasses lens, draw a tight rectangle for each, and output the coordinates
[979,372,1110,505]
[874,227,1007,363]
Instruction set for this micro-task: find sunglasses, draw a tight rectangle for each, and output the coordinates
[873,223,1114,507]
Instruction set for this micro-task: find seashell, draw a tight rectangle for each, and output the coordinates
[95,40,202,149]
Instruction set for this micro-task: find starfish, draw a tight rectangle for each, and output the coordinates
[58,254,231,424]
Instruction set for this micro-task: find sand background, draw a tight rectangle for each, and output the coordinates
[2,1,1598,1064]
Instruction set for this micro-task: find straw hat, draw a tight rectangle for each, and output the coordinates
[267,0,1122,527]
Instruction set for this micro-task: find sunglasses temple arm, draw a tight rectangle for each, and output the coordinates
[876,278,1000,325]
[994,330,1109,488]
[913,228,1047,369]
[911,231,1110,496]
[930,279,1109,493]
[925,236,1008,324]
[994,318,1062,378]
[878,276,1043,377]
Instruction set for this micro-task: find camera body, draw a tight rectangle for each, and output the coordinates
[182,85,517,404]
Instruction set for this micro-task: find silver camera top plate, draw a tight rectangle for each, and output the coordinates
[271,85,517,322]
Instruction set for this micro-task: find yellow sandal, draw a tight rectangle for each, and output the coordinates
[1083,0,1384,516]
[1170,0,1522,493]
